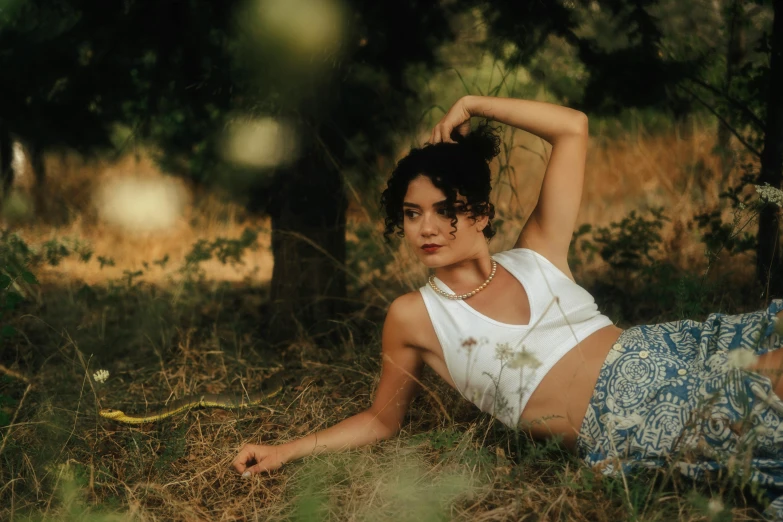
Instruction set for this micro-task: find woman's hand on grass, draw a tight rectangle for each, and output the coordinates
[232,443,288,477]
[429,96,474,144]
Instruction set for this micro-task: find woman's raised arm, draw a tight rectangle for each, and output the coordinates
[232,297,424,476]
[431,96,588,270]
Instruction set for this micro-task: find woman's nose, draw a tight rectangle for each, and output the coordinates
[420,213,438,236]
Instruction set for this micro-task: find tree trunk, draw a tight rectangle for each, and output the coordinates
[756,0,783,297]
[267,142,347,343]
[0,122,12,200]
[718,0,747,183]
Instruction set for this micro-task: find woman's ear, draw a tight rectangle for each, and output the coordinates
[476,214,489,232]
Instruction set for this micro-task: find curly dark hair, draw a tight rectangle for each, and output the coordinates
[381,123,501,242]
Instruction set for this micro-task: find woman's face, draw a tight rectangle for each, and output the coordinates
[402,175,488,268]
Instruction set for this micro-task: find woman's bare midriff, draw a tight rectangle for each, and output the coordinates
[410,284,624,451]
[520,324,623,449]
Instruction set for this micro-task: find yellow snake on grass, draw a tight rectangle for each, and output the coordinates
[99,375,283,424]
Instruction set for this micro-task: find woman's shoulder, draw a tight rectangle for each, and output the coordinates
[388,290,428,324]
[385,290,438,348]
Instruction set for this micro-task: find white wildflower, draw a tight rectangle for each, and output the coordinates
[738,202,747,210]
[706,497,724,516]
[507,350,541,370]
[495,343,513,363]
[755,183,783,208]
[93,369,110,383]
[726,348,758,370]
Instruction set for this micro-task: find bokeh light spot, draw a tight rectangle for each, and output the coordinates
[254,0,346,57]
[221,117,299,168]
[95,177,185,232]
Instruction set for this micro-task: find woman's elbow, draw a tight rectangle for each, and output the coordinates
[571,111,588,136]
[375,417,402,440]
[366,409,403,440]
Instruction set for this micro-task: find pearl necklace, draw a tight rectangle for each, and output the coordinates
[428,259,498,300]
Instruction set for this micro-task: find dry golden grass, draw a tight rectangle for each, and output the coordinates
[1,311,766,521]
[5,152,273,287]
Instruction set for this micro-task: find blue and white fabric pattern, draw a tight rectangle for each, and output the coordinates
[578,300,783,519]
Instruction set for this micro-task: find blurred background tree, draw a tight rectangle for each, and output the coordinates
[0,0,460,341]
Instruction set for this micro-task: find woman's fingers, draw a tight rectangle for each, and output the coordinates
[431,124,458,144]
[232,444,256,474]
[440,124,456,143]
[434,98,473,143]
[242,460,267,476]
[455,119,471,137]
[233,444,284,477]
[244,457,282,476]
[430,110,470,144]
[430,127,442,144]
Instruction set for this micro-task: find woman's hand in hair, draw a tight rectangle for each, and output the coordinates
[430,96,475,144]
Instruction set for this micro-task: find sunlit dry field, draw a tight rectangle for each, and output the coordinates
[5,121,745,289]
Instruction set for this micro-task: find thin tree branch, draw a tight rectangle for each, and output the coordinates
[0,363,30,384]
[685,76,766,130]
[678,84,762,158]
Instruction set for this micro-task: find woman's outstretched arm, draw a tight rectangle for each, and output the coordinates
[431,96,588,272]
[232,298,424,476]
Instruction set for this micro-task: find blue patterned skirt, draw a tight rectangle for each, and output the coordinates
[578,300,783,518]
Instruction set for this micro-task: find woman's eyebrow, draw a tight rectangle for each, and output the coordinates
[403,200,450,208]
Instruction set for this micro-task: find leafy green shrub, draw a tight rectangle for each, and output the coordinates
[578,207,669,271]
[695,169,759,262]
[179,227,259,282]
[0,231,43,348]
[570,208,717,323]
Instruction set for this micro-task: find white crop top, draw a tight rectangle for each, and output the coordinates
[419,248,614,429]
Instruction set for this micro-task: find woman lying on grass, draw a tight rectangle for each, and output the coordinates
[233,95,783,517]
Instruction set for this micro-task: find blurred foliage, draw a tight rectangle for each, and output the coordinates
[474,0,773,119]
[475,0,782,294]
[0,230,40,341]
[0,1,138,153]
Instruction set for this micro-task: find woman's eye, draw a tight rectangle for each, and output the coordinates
[404,210,418,219]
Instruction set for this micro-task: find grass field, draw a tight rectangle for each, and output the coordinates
[0,120,776,520]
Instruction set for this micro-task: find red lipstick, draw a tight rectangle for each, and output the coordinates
[421,244,441,254]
